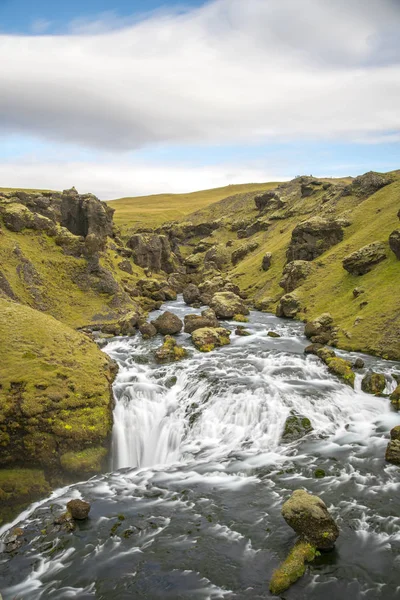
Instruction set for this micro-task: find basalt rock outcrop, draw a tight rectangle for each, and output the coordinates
[343,171,393,198]
[286,217,344,262]
[343,242,387,275]
[304,313,336,345]
[389,230,400,260]
[280,260,312,293]
[276,293,301,319]
[127,233,179,273]
[152,311,183,335]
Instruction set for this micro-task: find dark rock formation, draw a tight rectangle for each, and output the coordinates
[254,190,284,211]
[282,414,313,442]
[343,171,393,198]
[280,260,312,293]
[139,322,157,339]
[183,283,201,306]
[198,276,241,305]
[127,233,179,273]
[286,217,344,262]
[204,245,230,271]
[276,294,301,318]
[343,242,387,275]
[67,499,91,520]
[210,292,249,319]
[390,385,400,410]
[304,313,335,345]
[237,218,270,238]
[262,252,272,271]
[389,230,400,259]
[231,241,259,266]
[61,187,113,243]
[361,371,386,394]
[152,311,183,335]
[184,309,219,334]
[385,426,400,465]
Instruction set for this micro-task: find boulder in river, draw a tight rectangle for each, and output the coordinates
[385,426,400,465]
[275,293,301,319]
[269,540,317,596]
[390,385,400,410]
[282,489,339,550]
[183,283,201,306]
[210,291,249,319]
[361,371,386,395]
[184,309,219,334]
[152,311,183,335]
[281,414,313,442]
[342,242,387,275]
[325,357,355,388]
[118,309,140,336]
[67,499,91,520]
[304,313,335,345]
[139,322,157,339]
[191,327,231,352]
[155,336,187,363]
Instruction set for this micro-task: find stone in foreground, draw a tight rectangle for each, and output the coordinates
[282,489,339,550]
[361,371,386,395]
[155,336,187,363]
[152,311,183,335]
[191,327,231,352]
[210,292,249,319]
[67,499,91,520]
[269,540,317,596]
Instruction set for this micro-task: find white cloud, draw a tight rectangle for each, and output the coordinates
[0,159,284,199]
[0,0,399,151]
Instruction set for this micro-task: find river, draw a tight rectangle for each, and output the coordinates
[1,298,399,599]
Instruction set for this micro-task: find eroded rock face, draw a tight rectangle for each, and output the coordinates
[204,245,230,271]
[184,309,219,334]
[343,242,387,275]
[304,313,335,345]
[127,233,179,273]
[254,190,284,211]
[61,187,113,244]
[286,217,344,262]
[262,252,272,271]
[237,218,270,239]
[276,294,300,318]
[183,284,201,306]
[343,171,393,198]
[389,230,400,259]
[231,241,259,266]
[191,327,231,352]
[282,489,340,550]
[210,291,249,319]
[152,311,183,335]
[280,260,312,293]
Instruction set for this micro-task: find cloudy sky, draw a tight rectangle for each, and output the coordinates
[0,0,399,199]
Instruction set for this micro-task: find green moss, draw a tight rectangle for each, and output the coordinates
[325,357,355,387]
[60,447,108,474]
[0,468,51,525]
[314,469,326,478]
[269,540,317,595]
[232,314,249,322]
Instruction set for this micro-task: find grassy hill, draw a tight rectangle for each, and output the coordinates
[108,182,279,233]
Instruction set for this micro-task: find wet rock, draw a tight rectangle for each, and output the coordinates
[67,499,91,520]
[184,309,219,334]
[280,260,312,293]
[282,414,313,442]
[282,489,339,550]
[53,511,76,532]
[276,293,301,319]
[155,336,187,363]
[385,427,400,465]
[267,331,281,338]
[390,385,400,410]
[316,347,336,362]
[191,327,231,352]
[139,322,157,339]
[262,252,272,271]
[269,540,317,596]
[352,358,365,369]
[314,469,326,478]
[304,343,324,355]
[361,371,386,394]
[286,217,344,262]
[304,313,335,345]
[209,291,248,319]
[343,242,387,275]
[118,310,140,336]
[389,230,400,259]
[183,283,201,306]
[343,171,393,198]
[325,357,355,388]
[4,527,25,553]
[152,311,183,335]
[231,241,259,266]
[235,326,251,336]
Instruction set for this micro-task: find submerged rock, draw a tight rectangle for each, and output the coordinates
[325,357,355,388]
[361,371,386,395]
[267,331,281,338]
[282,489,339,550]
[191,327,231,352]
[385,427,400,465]
[155,336,187,363]
[152,311,183,335]
[282,415,313,442]
[210,291,249,319]
[343,242,387,275]
[67,499,91,520]
[269,540,317,596]
[235,326,251,336]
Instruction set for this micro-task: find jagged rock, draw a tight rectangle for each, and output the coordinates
[118,260,133,274]
[139,322,157,339]
[237,218,270,239]
[191,327,231,352]
[184,309,219,334]
[152,311,183,335]
[210,291,249,319]
[185,252,204,273]
[282,489,339,550]
[390,385,400,410]
[255,190,283,211]
[262,252,272,271]
[286,217,344,262]
[155,336,187,363]
[304,313,335,345]
[385,427,400,465]
[280,260,312,293]
[276,294,301,319]
[118,310,140,336]
[282,414,313,442]
[183,283,201,306]
[0,202,56,234]
[389,230,400,259]
[127,233,179,273]
[231,241,259,266]
[343,242,387,275]
[67,499,91,520]
[301,179,324,197]
[343,171,393,198]
[204,245,230,270]
[61,188,113,243]
[198,276,241,305]
[361,371,386,394]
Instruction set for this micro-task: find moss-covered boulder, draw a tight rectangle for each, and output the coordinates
[118,309,140,336]
[304,313,335,345]
[231,241,259,266]
[184,309,219,334]
[183,283,201,306]
[191,327,231,352]
[390,385,400,410]
[269,540,317,596]
[276,293,301,319]
[282,489,339,550]
[286,217,344,262]
[139,322,157,339]
[204,244,230,270]
[152,311,183,335]
[343,171,393,198]
[343,242,387,275]
[325,357,355,387]
[155,336,187,363]
[280,261,312,293]
[282,415,313,442]
[210,291,249,319]
[385,427,400,465]
[262,252,272,271]
[389,230,400,260]
[361,371,386,395]
[235,326,251,336]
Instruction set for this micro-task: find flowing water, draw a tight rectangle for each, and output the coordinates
[1,298,400,599]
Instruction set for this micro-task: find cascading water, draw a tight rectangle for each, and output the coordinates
[1,298,399,600]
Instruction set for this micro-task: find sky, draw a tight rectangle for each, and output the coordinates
[0,0,399,199]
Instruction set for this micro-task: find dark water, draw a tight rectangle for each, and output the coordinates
[1,299,400,599]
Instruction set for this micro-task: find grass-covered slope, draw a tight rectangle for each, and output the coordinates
[0,298,117,523]
[108,182,278,233]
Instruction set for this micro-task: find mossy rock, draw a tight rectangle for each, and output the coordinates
[325,357,355,388]
[361,371,386,395]
[191,327,231,352]
[60,447,108,475]
[232,313,249,323]
[390,385,400,410]
[0,468,51,525]
[154,336,188,363]
[282,414,313,442]
[269,540,317,596]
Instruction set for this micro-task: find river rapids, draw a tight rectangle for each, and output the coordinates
[1,298,400,599]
